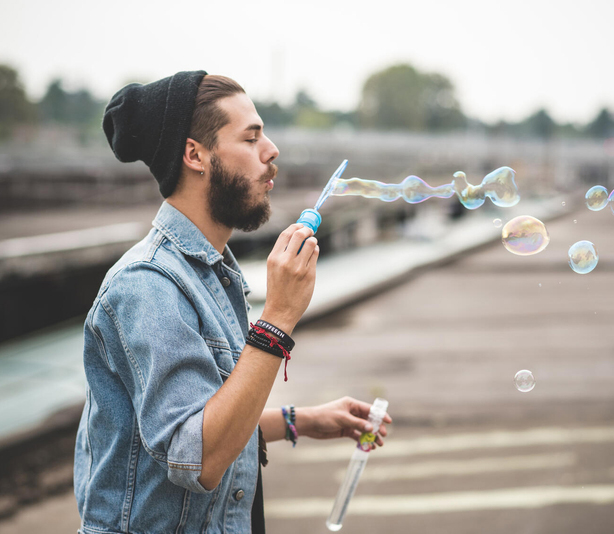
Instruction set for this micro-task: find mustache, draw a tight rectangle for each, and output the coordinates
[261,163,278,182]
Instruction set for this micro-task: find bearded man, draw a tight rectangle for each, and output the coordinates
[74,71,390,534]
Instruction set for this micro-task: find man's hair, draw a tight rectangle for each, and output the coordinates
[189,75,246,151]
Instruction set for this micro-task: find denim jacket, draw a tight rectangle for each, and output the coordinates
[74,202,258,534]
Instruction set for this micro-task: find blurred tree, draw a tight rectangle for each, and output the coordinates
[358,64,465,131]
[254,101,293,127]
[518,108,557,139]
[293,89,317,110]
[38,79,105,126]
[585,108,614,138]
[0,64,37,139]
[291,89,333,129]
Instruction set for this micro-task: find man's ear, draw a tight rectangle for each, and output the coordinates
[183,138,210,176]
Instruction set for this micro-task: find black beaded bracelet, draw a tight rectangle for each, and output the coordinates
[245,336,285,359]
[255,320,295,351]
[247,323,293,382]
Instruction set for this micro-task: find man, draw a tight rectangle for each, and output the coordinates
[74,70,391,534]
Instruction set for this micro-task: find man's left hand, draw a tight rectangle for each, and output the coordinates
[297,396,392,448]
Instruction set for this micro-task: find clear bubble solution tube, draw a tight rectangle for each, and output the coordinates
[326,397,389,531]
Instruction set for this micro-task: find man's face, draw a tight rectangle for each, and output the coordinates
[206,93,279,232]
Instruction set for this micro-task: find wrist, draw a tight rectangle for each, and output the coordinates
[294,406,314,437]
[259,309,296,335]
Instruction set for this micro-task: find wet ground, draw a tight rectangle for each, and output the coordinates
[2,206,614,533]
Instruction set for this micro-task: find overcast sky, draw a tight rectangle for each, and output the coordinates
[1,0,612,124]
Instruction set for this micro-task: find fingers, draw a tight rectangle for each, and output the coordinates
[270,223,304,255]
[285,227,315,256]
[347,397,393,426]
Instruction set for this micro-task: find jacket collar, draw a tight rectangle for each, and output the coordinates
[152,201,226,266]
[152,202,251,295]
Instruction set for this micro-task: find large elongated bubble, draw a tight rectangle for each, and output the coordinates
[330,167,520,210]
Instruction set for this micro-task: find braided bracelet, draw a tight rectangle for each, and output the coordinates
[248,323,292,381]
[281,405,298,447]
[255,320,295,351]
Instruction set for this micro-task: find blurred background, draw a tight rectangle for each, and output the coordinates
[1,0,614,532]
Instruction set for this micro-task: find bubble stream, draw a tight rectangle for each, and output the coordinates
[329,167,520,210]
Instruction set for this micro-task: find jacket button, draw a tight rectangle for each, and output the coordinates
[234,489,245,501]
[221,277,231,287]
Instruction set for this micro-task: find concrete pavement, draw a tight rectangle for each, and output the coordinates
[4,197,614,533]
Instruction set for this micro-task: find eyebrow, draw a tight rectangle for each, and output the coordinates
[245,124,262,132]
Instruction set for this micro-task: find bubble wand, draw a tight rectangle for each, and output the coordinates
[296,159,349,234]
[326,398,389,531]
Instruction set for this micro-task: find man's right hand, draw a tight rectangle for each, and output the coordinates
[260,223,319,334]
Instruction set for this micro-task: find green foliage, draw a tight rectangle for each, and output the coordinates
[585,108,614,138]
[253,101,294,127]
[0,65,37,139]
[522,108,557,139]
[358,64,465,131]
[38,79,105,128]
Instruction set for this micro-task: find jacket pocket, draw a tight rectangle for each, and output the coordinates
[204,339,238,379]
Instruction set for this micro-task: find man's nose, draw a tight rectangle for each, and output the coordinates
[262,135,279,163]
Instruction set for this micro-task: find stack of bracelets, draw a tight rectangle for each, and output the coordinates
[246,320,296,382]
[281,405,298,447]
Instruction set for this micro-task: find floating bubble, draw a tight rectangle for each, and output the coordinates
[568,240,599,274]
[609,190,614,215]
[501,216,550,256]
[330,167,520,210]
[538,283,542,287]
[562,201,566,207]
[514,370,535,393]
[585,185,609,211]
[573,219,577,224]
[493,218,502,228]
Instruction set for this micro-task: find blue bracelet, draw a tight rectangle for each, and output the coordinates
[281,405,298,447]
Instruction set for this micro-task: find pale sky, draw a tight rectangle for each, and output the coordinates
[1,0,613,124]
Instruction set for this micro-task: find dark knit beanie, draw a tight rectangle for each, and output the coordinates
[102,70,207,198]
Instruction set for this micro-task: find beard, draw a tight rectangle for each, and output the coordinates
[207,154,275,232]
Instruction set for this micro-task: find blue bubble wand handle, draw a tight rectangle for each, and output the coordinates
[326,398,389,531]
[295,160,348,253]
[296,159,349,235]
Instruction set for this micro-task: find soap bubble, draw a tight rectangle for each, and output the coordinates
[562,201,566,207]
[514,370,535,392]
[330,167,520,210]
[501,216,550,256]
[585,185,609,211]
[568,240,599,274]
[609,190,614,214]
[493,218,502,228]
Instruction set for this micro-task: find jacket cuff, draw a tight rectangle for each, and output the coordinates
[167,407,213,494]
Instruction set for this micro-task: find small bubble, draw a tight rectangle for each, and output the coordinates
[493,218,502,228]
[514,370,536,393]
[538,283,542,287]
[573,219,577,224]
[568,240,599,274]
[562,201,566,206]
[594,311,597,315]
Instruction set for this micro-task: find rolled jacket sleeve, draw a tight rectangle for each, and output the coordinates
[98,261,223,493]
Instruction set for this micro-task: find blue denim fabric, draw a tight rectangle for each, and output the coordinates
[74,202,258,534]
